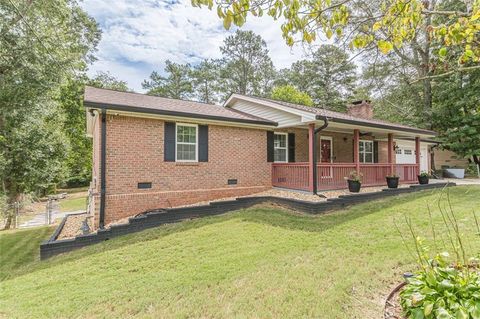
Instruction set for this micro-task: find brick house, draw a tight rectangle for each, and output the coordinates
[84,86,437,228]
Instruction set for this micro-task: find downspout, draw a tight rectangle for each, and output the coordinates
[99,109,107,229]
[312,117,329,195]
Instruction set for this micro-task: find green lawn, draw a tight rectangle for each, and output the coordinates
[1,186,479,318]
[59,196,87,212]
[0,226,55,281]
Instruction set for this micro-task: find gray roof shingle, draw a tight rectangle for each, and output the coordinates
[234,95,436,136]
[83,86,276,126]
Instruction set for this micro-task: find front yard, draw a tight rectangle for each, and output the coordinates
[0,186,479,318]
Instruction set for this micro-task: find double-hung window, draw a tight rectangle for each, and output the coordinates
[274,133,288,162]
[176,123,198,162]
[359,140,373,163]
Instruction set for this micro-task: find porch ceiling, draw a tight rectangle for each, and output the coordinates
[225,94,436,139]
[285,120,436,139]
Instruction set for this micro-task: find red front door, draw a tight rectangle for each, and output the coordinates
[321,139,331,163]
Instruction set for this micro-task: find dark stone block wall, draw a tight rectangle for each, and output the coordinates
[40,182,455,259]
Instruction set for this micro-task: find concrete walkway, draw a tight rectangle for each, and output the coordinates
[19,210,84,228]
[431,178,480,186]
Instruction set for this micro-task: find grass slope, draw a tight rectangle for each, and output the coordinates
[1,186,479,318]
[0,226,54,281]
[59,196,87,212]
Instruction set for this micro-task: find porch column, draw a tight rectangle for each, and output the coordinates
[308,123,315,193]
[388,133,394,175]
[353,129,360,173]
[415,136,421,175]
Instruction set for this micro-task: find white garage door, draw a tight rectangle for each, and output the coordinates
[396,145,428,172]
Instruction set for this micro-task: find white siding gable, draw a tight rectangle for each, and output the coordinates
[229,99,303,128]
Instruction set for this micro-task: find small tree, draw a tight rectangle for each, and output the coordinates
[142,60,193,99]
[433,72,480,168]
[271,85,313,106]
[190,59,221,104]
[219,30,275,97]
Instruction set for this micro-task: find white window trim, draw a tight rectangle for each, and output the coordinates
[273,132,288,163]
[359,140,374,163]
[320,136,333,163]
[175,123,198,162]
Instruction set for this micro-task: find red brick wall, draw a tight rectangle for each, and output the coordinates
[347,101,373,119]
[92,115,271,227]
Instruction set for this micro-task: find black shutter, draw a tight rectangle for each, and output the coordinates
[373,141,379,163]
[267,131,274,162]
[198,125,208,162]
[164,122,176,162]
[288,133,295,162]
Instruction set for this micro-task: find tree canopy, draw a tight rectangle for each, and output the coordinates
[193,0,480,75]
[1,0,100,227]
[271,85,314,106]
[220,30,276,96]
[286,45,357,111]
[143,60,193,99]
[432,71,480,166]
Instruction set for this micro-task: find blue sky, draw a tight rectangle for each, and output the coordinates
[81,0,310,92]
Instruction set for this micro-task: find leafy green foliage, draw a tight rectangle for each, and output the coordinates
[57,73,131,188]
[88,71,131,92]
[0,0,99,228]
[432,71,480,166]
[192,0,480,66]
[281,45,357,111]
[271,85,313,106]
[219,30,276,96]
[142,60,193,99]
[398,189,480,318]
[190,59,222,104]
[400,248,480,319]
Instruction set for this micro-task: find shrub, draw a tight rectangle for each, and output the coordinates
[418,171,430,177]
[345,170,363,182]
[400,250,480,318]
[397,189,480,319]
[466,163,479,177]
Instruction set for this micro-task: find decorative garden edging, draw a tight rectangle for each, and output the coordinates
[40,182,455,259]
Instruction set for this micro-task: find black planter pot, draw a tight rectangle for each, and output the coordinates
[418,175,429,185]
[386,176,399,189]
[347,179,361,193]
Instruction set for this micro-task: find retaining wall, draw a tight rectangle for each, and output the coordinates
[40,182,455,259]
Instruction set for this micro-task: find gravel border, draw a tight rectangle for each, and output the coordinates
[56,213,93,240]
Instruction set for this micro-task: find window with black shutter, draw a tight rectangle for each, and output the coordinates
[164,122,176,162]
[288,133,295,162]
[267,131,274,162]
[164,122,208,162]
[198,125,208,162]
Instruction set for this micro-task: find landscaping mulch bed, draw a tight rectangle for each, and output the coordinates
[176,184,412,208]
[56,213,93,240]
[104,184,414,228]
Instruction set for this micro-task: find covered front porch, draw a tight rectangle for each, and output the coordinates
[271,124,423,193]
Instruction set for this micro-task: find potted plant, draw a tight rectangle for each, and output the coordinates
[417,171,429,184]
[345,170,362,192]
[385,173,399,189]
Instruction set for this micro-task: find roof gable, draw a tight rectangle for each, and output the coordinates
[225,94,436,136]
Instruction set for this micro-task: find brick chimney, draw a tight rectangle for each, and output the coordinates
[347,100,373,119]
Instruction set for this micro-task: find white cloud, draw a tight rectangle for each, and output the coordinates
[82,0,309,92]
